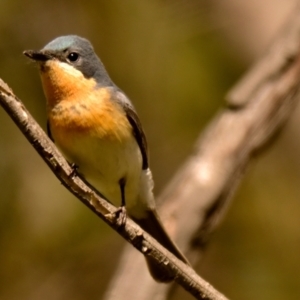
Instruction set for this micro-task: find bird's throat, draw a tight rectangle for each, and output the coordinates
[39,60,97,108]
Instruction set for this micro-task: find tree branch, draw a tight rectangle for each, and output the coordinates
[103,5,300,300]
[0,85,227,298]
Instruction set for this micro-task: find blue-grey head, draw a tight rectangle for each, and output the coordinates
[24,35,113,87]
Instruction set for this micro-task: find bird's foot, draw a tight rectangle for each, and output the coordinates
[68,163,79,178]
[107,206,127,228]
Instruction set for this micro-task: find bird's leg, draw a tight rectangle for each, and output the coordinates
[113,177,127,227]
[68,162,79,178]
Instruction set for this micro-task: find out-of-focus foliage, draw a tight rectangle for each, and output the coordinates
[0,0,299,299]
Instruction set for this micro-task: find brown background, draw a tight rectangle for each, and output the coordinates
[0,1,299,299]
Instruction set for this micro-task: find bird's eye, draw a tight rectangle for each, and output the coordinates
[67,52,79,62]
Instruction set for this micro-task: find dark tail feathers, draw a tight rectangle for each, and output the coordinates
[133,209,190,282]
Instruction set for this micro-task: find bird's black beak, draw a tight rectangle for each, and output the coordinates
[23,50,53,62]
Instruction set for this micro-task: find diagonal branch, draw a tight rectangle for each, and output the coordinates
[103,5,300,300]
[0,84,227,299]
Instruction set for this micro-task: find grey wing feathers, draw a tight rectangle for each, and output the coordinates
[114,90,149,170]
[125,107,149,170]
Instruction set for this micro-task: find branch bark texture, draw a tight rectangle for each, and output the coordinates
[103,6,300,300]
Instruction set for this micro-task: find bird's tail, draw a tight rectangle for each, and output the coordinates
[131,168,190,282]
[132,209,190,282]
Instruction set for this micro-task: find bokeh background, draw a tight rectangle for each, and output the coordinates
[0,0,299,299]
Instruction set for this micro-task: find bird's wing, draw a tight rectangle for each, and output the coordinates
[123,104,149,170]
[114,90,149,170]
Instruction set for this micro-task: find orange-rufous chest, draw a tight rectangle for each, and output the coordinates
[39,60,132,147]
[47,88,132,148]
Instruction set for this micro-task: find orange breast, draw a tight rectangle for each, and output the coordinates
[40,60,132,147]
[48,88,132,148]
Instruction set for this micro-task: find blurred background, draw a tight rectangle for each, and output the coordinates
[0,0,299,299]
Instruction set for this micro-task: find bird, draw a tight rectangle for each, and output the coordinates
[23,35,189,282]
